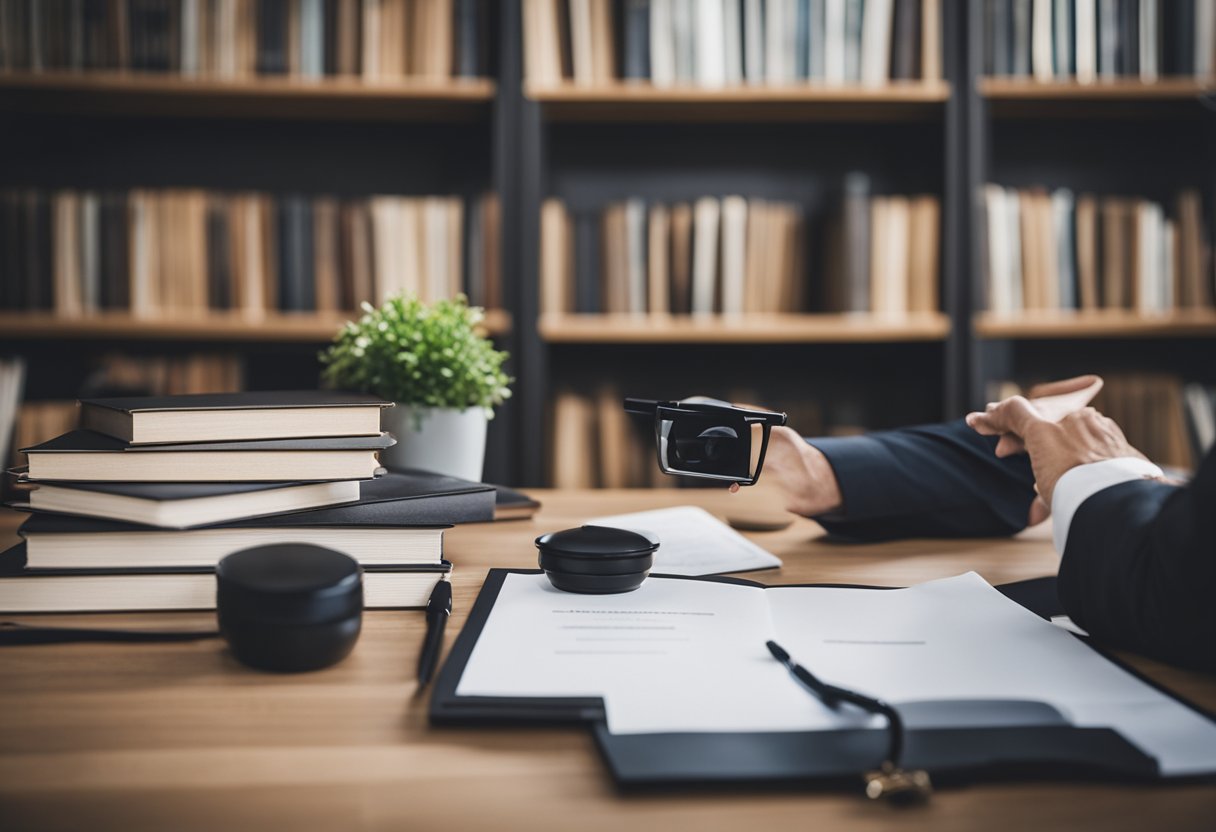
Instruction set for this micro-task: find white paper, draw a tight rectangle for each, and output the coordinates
[587,505,782,576]
[455,571,1216,776]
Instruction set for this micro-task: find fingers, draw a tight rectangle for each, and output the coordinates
[966,395,1044,438]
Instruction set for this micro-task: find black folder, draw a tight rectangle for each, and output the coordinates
[430,569,1216,789]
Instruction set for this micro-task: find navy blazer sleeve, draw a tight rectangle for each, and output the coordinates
[1058,448,1216,673]
[806,420,1038,540]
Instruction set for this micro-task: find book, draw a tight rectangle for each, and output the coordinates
[16,511,446,570]
[20,430,392,482]
[19,478,361,529]
[79,390,392,444]
[0,543,450,612]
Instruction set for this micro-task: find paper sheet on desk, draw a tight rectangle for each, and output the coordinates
[588,506,782,576]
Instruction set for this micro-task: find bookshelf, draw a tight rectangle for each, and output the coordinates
[0,1,522,484]
[513,0,965,485]
[524,81,950,121]
[964,4,1216,466]
[0,72,497,121]
[539,313,950,344]
[0,310,513,343]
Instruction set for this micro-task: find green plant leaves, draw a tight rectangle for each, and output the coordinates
[319,294,513,415]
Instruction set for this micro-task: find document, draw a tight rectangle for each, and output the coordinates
[587,506,782,576]
[455,572,1216,776]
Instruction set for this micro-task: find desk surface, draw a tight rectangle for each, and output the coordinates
[1,489,1213,832]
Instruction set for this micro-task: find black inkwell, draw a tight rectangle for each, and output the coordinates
[535,525,660,594]
[216,543,363,672]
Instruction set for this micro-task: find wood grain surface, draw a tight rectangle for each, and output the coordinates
[1,488,1213,832]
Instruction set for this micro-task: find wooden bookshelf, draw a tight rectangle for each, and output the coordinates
[525,81,951,122]
[0,72,496,121]
[974,309,1216,340]
[979,77,1216,116]
[539,313,951,344]
[0,310,512,342]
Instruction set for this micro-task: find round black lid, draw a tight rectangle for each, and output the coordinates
[535,525,660,559]
[216,543,362,625]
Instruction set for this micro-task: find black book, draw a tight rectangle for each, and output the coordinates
[79,390,392,444]
[99,191,131,311]
[575,211,601,314]
[622,0,651,80]
[27,191,53,311]
[0,542,452,612]
[277,195,315,311]
[323,0,340,74]
[18,469,495,534]
[17,478,364,529]
[20,430,393,483]
[257,0,289,74]
[0,191,19,310]
[454,0,481,77]
[3,0,29,69]
[1168,0,1194,76]
[891,0,922,80]
[492,484,541,521]
[82,0,109,68]
[206,197,232,310]
[1012,0,1031,77]
[1119,0,1138,75]
[991,0,1011,75]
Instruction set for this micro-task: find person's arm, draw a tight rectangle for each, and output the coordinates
[1055,449,1216,672]
[806,420,1037,541]
[968,398,1216,672]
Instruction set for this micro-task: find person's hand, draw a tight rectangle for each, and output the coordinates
[966,400,1147,506]
[727,426,843,517]
[992,375,1105,457]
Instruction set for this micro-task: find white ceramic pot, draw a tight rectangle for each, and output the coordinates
[380,405,488,483]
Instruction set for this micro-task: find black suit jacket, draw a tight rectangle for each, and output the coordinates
[807,420,1215,672]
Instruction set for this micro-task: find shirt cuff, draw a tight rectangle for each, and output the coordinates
[1051,458,1165,554]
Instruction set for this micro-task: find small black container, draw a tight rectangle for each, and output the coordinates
[535,525,660,594]
[216,543,363,672]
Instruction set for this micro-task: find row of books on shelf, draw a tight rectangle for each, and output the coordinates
[982,186,1213,315]
[525,0,943,88]
[0,0,487,80]
[0,189,502,319]
[983,0,1216,82]
[540,188,939,318]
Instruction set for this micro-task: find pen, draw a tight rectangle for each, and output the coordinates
[417,578,452,687]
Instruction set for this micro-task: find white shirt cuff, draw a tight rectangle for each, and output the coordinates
[1051,458,1165,555]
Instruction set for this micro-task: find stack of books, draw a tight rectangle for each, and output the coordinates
[0,391,498,613]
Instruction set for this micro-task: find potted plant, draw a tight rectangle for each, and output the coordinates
[320,294,512,482]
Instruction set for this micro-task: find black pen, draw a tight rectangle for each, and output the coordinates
[417,578,452,687]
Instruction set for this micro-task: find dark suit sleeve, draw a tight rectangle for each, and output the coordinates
[1058,448,1216,673]
[805,420,1037,541]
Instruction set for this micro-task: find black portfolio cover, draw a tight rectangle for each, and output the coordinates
[429,569,1214,789]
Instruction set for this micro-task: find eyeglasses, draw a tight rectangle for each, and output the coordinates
[767,640,932,805]
[623,398,787,486]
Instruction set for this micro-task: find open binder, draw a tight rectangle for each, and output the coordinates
[430,569,1214,789]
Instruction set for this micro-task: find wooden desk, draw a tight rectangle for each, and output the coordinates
[1,490,1213,831]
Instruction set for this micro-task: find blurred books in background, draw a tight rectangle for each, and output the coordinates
[525,0,943,86]
[983,0,1216,82]
[982,187,1213,315]
[0,189,502,318]
[541,186,939,318]
[0,0,488,80]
